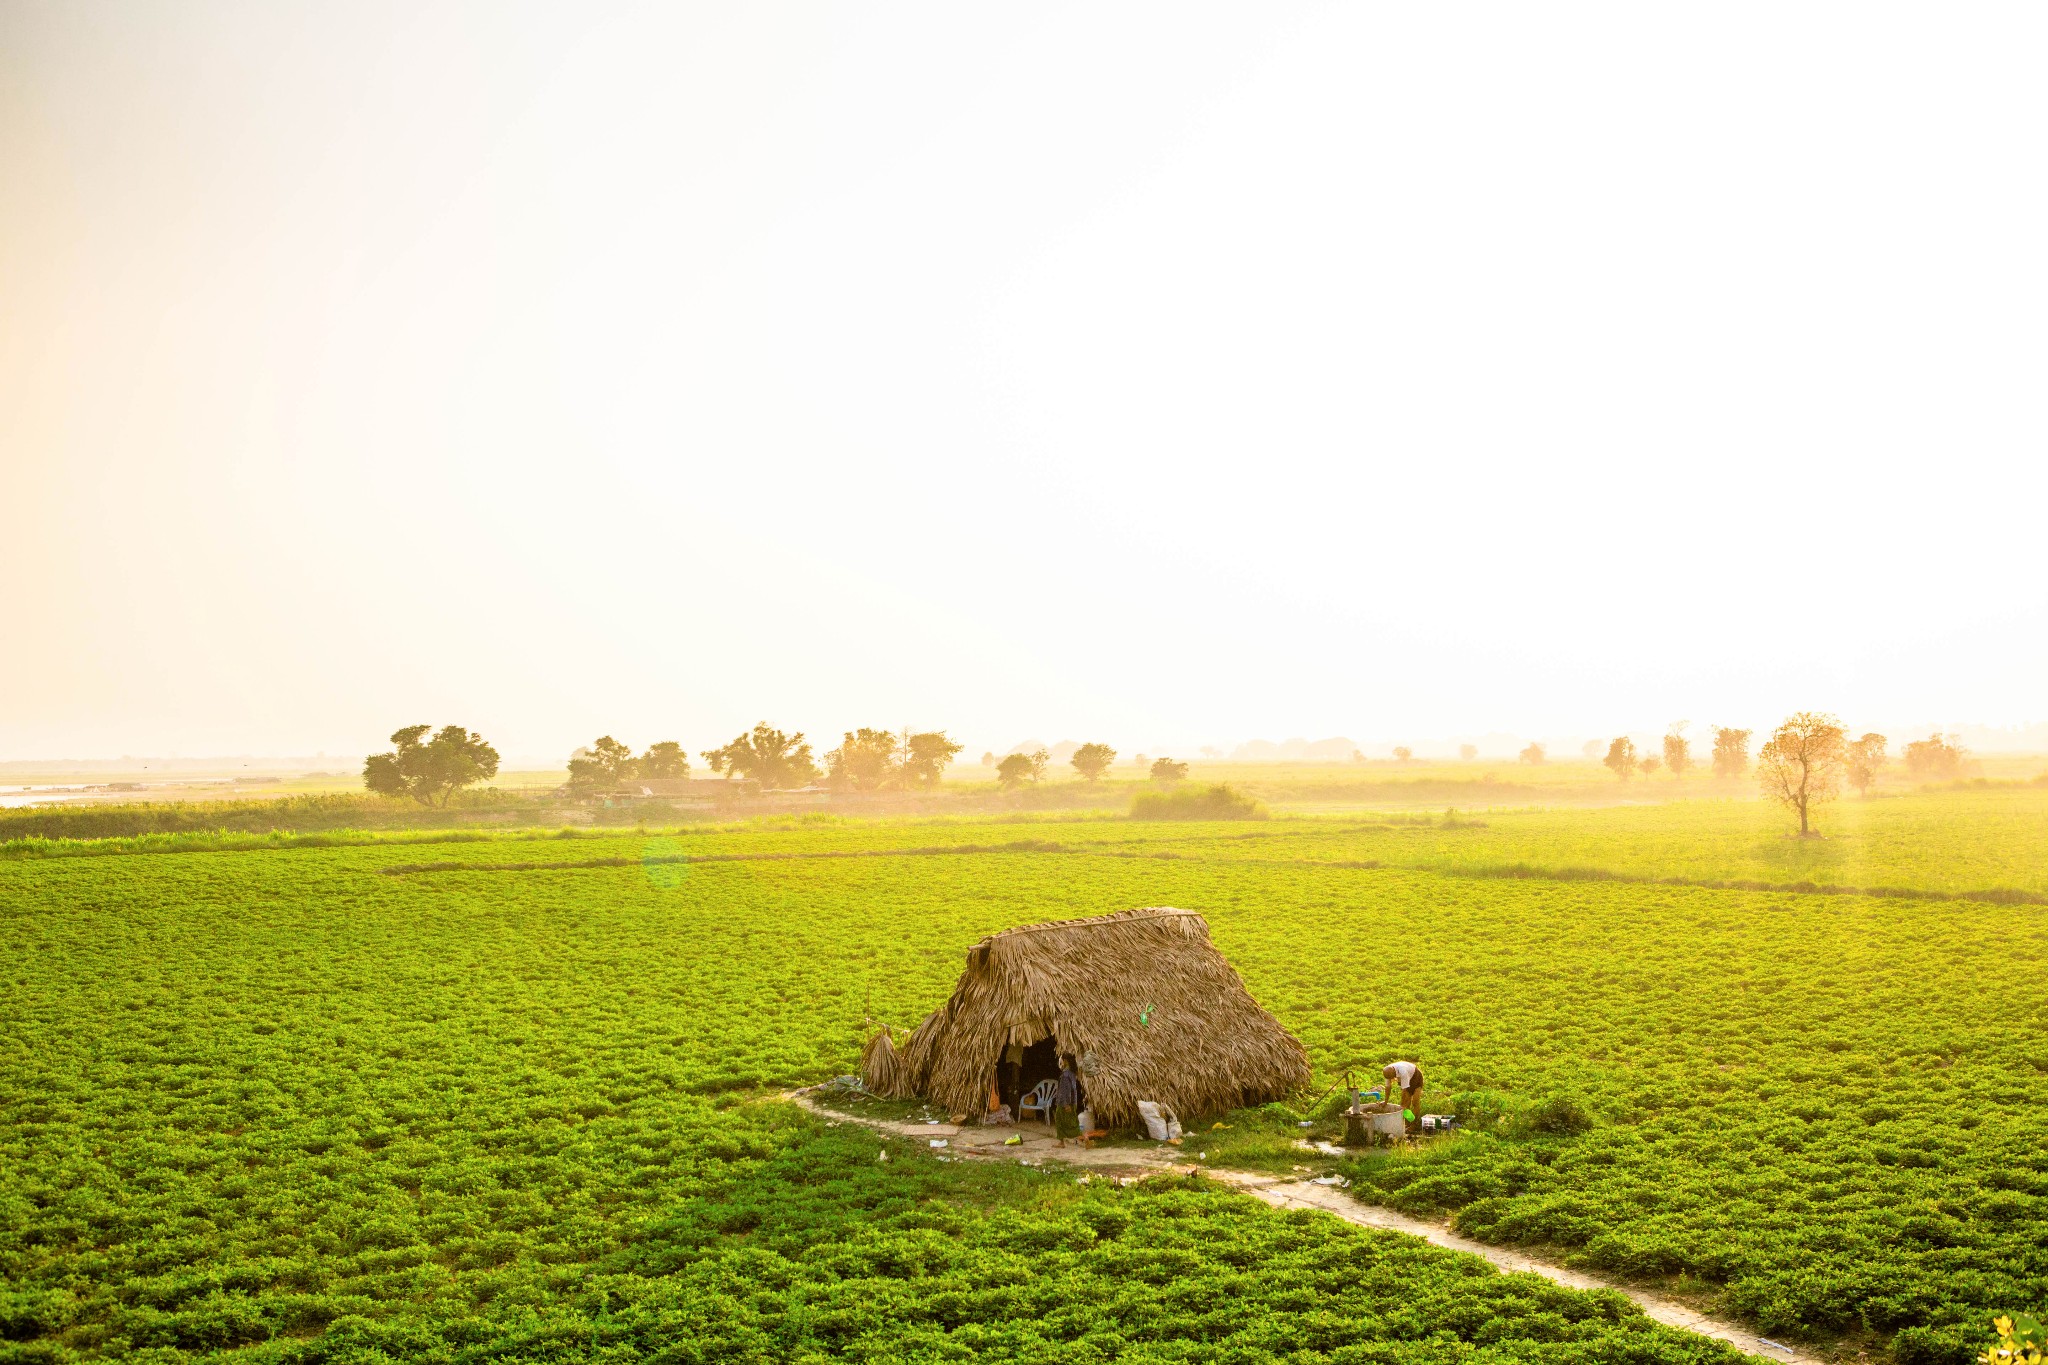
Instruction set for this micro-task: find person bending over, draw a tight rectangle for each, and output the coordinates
[1383,1059,1424,1133]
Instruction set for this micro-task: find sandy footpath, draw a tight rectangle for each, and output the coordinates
[791,1089,1823,1365]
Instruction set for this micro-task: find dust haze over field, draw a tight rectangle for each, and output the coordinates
[5,4,2047,764]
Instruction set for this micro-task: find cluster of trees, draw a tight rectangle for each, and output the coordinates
[992,741,1132,790]
[694,723,968,793]
[700,723,819,789]
[820,728,964,792]
[1599,724,1751,782]
[983,743,1203,791]
[1592,721,1968,820]
[1903,732,1967,779]
[1745,717,1966,835]
[566,736,689,795]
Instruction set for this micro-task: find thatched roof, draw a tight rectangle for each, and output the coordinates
[865,907,1311,1128]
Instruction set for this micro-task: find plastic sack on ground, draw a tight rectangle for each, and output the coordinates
[1136,1100,1183,1141]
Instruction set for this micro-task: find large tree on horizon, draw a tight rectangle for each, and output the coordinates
[1758,712,1847,836]
[825,728,900,791]
[1662,724,1691,778]
[1845,733,1887,796]
[1070,742,1117,782]
[639,741,690,779]
[363,725,499,807]
[1711,727,1751,779]
[703,723,820,790]
[567,735,637,795]
[902,731,964,790]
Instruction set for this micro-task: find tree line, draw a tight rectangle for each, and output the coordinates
[360,716,1974,818]
[562,723,971,795]
[981,743,1191,790]
[360,724,1192,804]
[1590,715,1970,836]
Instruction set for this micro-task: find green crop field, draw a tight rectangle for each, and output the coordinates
[4,788,2045,1363]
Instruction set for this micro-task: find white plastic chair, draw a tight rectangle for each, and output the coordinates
[1017,1079,1059,1122]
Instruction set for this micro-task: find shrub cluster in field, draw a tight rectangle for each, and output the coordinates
[5,806,2047,1361]
[1128,783,1268,821]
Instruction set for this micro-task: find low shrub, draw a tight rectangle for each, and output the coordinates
[1129,783,1268,821]
[1447,1088,1514,1131]
[1890,1323,1973,1365]
[1517,1094,1594,1136]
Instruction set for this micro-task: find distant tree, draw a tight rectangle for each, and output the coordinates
[1150,757,1190,785]
[1602,737,1637,781]
[903,731,964,789]
[1392,746,1414,763]
[364,724,499,807]
[1201,746,1225,760]
[1903,733,1965,780]
[1519,743,1546,765]
[1133,753,1150,769]
[1662,725,1691,779]
[640,741,689,779]
[1459,744,1479,762]
[825,728,899,791]
[1640,755,1661,776]
[1351,749,1366,764]
[702,723,819,790]
[1071,742,1117,782]
[980,751,996,767]
[1582,739,1606,760]
[1027,747,1050,783]
[567,735,638,796]
[1758,711,1847,836]
[1846,732,1888,795]
[995,753,1036,790]
[1711,727,1752,779]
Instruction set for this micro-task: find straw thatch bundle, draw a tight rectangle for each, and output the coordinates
[867,907,1310,1129]
[859,1026,902,1096]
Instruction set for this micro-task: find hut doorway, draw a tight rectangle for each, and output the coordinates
[1000,1037,1061,1116]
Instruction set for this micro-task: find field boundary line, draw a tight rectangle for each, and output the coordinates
[376,839,2045,906]
[377,839,1078,875]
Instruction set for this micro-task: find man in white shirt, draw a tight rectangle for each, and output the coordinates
[1383,1060,1425,1133]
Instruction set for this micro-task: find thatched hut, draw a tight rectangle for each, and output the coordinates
[863,907,1310,1129]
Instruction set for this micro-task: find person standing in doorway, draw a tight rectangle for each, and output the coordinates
[1052,1056,1083,1147]
[1383,1059,1425,1133]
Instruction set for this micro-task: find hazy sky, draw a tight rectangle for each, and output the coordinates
[5,3,2044,763]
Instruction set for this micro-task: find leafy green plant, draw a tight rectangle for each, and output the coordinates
[1981,1314,2047,1365]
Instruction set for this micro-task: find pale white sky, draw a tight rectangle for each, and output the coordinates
[4,3,2044,763]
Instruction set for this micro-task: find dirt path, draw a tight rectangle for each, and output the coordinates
[791,1090,1822,1365]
